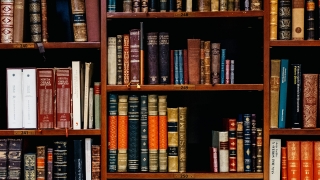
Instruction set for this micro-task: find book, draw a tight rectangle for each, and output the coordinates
[225,59,230,84]
[116,35,123,85]
[70,0,88,41]
[133,0,140,12]
[51,0,73,42]
[278,0,291,40]
[141,0,148,12]
[107,94,118,172]
[251,114,257,172]
[36,146,46,180]
[281,147,287,180]
[22,68,37,129]
[170,50,174,84]
[123,0,132,12]
[220,0,227,11]
[149,0,157,11]
[220,49,226,84]
[219,131,229,172]
[178,50,184,84]
[256,128,263,172]
[230,60,235,84]
[53,141,67,179]
[118,95,128,172]
[174,50,179,84]
[85,138,93,179]
[270,0,277,40]
[236,114,244,172]
[186,0,192,11]
[24,153,36,180]
[148,94,159,172]
[159,95,168,172]
[243,114,252,172]
[8,138,22,179]
[74,140,84,180]
[123,34,130,85]
[228,118,237,172]
[301,141,313,179]
[169,0,175,11]
[187,39,201,84]
[129,29,140,85]
[41,0,48,42]
[128,95,140,172]
[167,107,178,172]
[85,0,100,41]
[204,41,211,84]
[94,82,101,129]
[292,0,304,40]
[314,141,320,180]
[1,0,14,43]
[269,139,281,179]
[159,32,170,84]
[13,0,24,43]
[287,141,300,180]
[270,59,281,128]
[291,64,302,128]
[72,61,81,129]
[278,59,289,128]
[108,37,117,85]
[178,107,187,173]
[302,74,318,128]
[140,95,149,172]
[91,145,101,180]
[108,0,116,12]
[147,32,159,84]
[140,22,144,85]
[83,62,93,129]
[200,40,205,84]
[47,148,53,180]
[176,0,182,11]
[250,0,261,10]
[160,0,166,11]
[0,139,7,179]
[29,0,42,42]
[183,49,189,84]
[198,0,211,11]
[89,87,94,128]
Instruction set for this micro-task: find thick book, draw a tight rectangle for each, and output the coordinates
[13,0,24,43]
[123,0,132,12]
[22,68,37,129]
[140,95,149,172]
[141,0,148,12]
[133,0,141,12]
[269,139,281,179]
[108,37,117,85]
[149,0,157,11]
[24,153,36,180]
[278,0,291,40]
[107,93,118,172]
[53,141,68,179]
[187,39,201,84]
[225,59,230,84]
[85,0,100,42]
[128,95,140,172]
[270,0,278,40]
[147,32,159,84]
[148,94,158,172]
[301,141,313,179]
[236,114,244,172]
[287,141,300,180]
[160,0,166,11]
[167,108,178,172]
[0,139,7,179]
[159,32,170,84]
[292,0,304,40]
[116,35,123,85]
[178,107,187,172]
[159,96,168,172]
[270,59,281,128]
[198,0,211,11]
[29,0,42,42]
[91,145,101,180]
[302,74,318,128]
[291,64,302,128]
[8,138,22,179]
[1,0,14,43]
[219,131,229,172]
[281,147,287,180]
[36,146,46,180]
[278,59,289,128]
[129,29,140,85]
[70,0,88,41]
[183,49,189,84]
[74,140,84,180]
[118,95,128,172]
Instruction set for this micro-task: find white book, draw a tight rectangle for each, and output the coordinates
[83,62,92,129]
[72,61,81,129]
[269,139,281,180]
[85,138,93,180]
[108,37,117,85]
[7,68,23,129]
[22,68,37,128]
[88,87,94,129]
[94,82,101,129]
[218,131,229,172]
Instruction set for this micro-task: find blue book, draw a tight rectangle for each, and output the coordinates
[220,49,226,84]
[140,95,148,172]
[174,50,179,84]
[128,95,140,172]
[178,50,184,84]
[278,59,289,128]
[243,114,252,172]
[108,0,116,12]
[108,94,118,172]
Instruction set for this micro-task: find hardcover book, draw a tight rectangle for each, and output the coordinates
[47,148,53,180]
[220,49,226,84]
[256,128,263,172]
[147,32,159,84]
[91,145,101,180]
[269,139,281,179]
[302,74,318,128]
[13,0,24,43]
[159,32,170,84]
[108,37,117,85]
[178,107,187,172]
[29,0,42,42]
[118,95,128,172]
[270,59,281,128]
[200,40,205,84]
[85,138,93,179]
[123,34,130,85]
[140,95,149,172]
[22,68,37,129]
[183,49,189,84]
[141,0,148,12]
[292,0,304,40]
[70,0,88,41]
[116,35,123,85]
[36,146,46,180]
[291,64,302,128]
[204,41,211,84]
[0,139,7,179]
[251,114,257,172]
[281,147,287,180]
[301,141,313,179]
[199,0,211,11]
[270,0,278,40]
[314,141,320,180]
[41,0,48,42]
[278,0,291,40]
[278,59,289,128]
[24,153,36,180]
[178,50,184,84]
[123,0,132,12]
[8,138,22,179]
[107,93,118,172]
[243,114,252,172]
[129,29,140,85]
[148,94,159,172]
[107,0,116,12]
[219,131,229,172]
[236,114,244,172]
[74,140,84,180]
[133,0,140,12]
[159,95,168,172]
[85,0,100,41]
[228,118,237,172]
[128,95,140,172]
[94,82,101,129]
[168,107,178,172]
[1,0,14,43]
[287,141,300,180]
[53,141,68,179]
[187,39,201,84]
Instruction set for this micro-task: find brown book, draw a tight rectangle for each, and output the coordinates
[270,0,277,40]
[70,0,88,42]
[183,49,188,84]
[287,141,300,180]
[211,43,221,84]
[133,0,140,12]
[198,0,211,11]
[41,0,48,42]
[37,68,55,129]
[29,0,42,42]
[281,147,287,180]
[129,29,140,85]
[301,141,313,179]
[314,141,320,180]
[178,107,187,173]
[200,40,205,84]
[36,146,46,179]
[91,145,101,180]
[123,34,130,85]
[187,39,200,84]
[292,0,304,40]
[13,0,24,43]
[303,74,318,128]
[170,49,174,84]
[1,0,14,43]
[204,41,211,84]
[270,59,281,128]
[159,96,168,172]
[55,68,72,129]
[85,0,100,42]
[123,0,133,12]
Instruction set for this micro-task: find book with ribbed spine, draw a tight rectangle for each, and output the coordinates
[29,0,41,42]
[168,108,178,172]
[204,41,211,84]
[198,0,211,11]
[147,32,159,84]
[130,29,140,85]
[53,141,67,179]
[123,0,132,12]
[0,139,7,179]
[243,114,252,172]
[1,0,14,43]
[36,146,46,180]
[118,95,128,172]
[256,128,263,172]
[13,0,24,43]
[287,141,300,180]
[8,139,22,179]
[141,0,148,12]
[278,0,291,40]
[24,153,36,180]
[178,107,187,173]
[302,74,318,128]
[107,94,118,172]
[140,95,149,172]
[128,95,140,172]
[148,94,159,172]
[220,49,226,84]
[159,95,168,172]
[228,118,237,172]
[236,114,244,172]
[47,148,53,180]
[211,43,220,85]
[278,59,289,128]
[270,59,281,128]
[123,34,130,85]
[291,64,302,128]
[301,141,313,179]
[251,114,257,172]
[225,59,230,84]
[159,32,170,84]
[230,60,235,84]
[70,0,88,41]
[116,35,123,85]
[219,131,229,172]
[269,139,281,179]
[200,40,205,84]
[91,145,101,180]
[41,0,48,42]
[270,0,277,40]
[133,0,140,12]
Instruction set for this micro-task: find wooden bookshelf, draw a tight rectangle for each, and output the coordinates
[270,129,320,135]
[0,129,100,136]
[0,42,100,49]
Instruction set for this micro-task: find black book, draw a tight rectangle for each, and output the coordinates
[278,0,292,39]
[291,64,302,128]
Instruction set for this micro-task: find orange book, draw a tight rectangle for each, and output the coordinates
[281,147,288,180]
[108,116,117,151]
[159,115,168,151]
[301,141,313,180]
[314,141,320,180]
[148,115,159,172]
[117,115,128,172]
[287,141,301,180]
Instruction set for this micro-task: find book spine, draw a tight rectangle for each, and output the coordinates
[147,32,159,84]
[1,0,14,43]
[55,68,72,129]
[123,34,130,85]
[250,0,261,9]
[133,0,141,12]
[123,0,132,12]
[200,40,205,84]
[211,43,220,84]
[220,0,227,11]
[36,146,46,180]
[148,94,159,172]
[169,0,175,11]
[270,59,281,128]
[183,49,189,84]
[178,50,184,84]
[228,0,234,10]
[256,128,263,172]
[108,0,116,12]
[85,138,92,180]
[198,0,211,11]
[128,95,140,172]
[176,0,182,11]
[53,141,68,180]
[70,0,88,41]
[140,95,149,172]
[37,68,55,129]
[174,50,179,84]
[24,153,36,180]
[149,0,157,11]
[118,95,128,172]
[234,0,240,10]
[91,145,101,180]
[116,35,123,85]
[94,82,101,129]
[237,114,244,172]
[287,141,301,180]
[29,0,42,42]
[230,60,235,84]
[141,0,148,12]
[41,0,48,42]
[243,114,252,172]
[225,59,230,84]
[72,61,81,129]
[291,64,302,128]
[301,141,314,179]
[251,114,257,172]
[130,29,140,85]
[74,140,84,180]
[303,74,318,128]
[88,87,94,129]
[278,0,291,40]
[187,39,201,84]
[186,0,192,11]
[107,94,118,172]
[47,148,53,180]
[204,41,211,84]
[306,0,315,40]
[292,0,304,40]
[213,147,218,172]
[159,95,168,172]
[281,147,287,180]
[219,131,229,172]
[13,0,24,43]
[178,107,187,172]
[85,0,100,42]
[170,49,174,84]
[22,68,37,129]
[8,139,22,179]
[159,32,170,84]
[269,139,281,179]
[270,0,278,40]
[108,37,117,85]
[0,139,7,179]
[168,108,179,172]
[229,118,237,172]
[314,141,320,180]
[278,59,289,128]
[220,49,226,84]
[160,0,167,11]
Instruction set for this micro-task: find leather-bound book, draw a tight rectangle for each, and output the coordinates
[270,0,278,40]
[256,128,263,172]
[178,107,187,172]
[302,74,318,128]
[225,59,230,84]
[287,141,300,180]
[118,95,128,172]
[176,0,182,11]
[0,139,7,179]
[228,0,234,10]
[8,139,22,179]
[278,0,291,40]
[228,118,237,172]
[211,131,220,172]
[70,0,88,41]
[270,59,281,128]
[37,68,55,129]
[123,34,130,85]
[220,0,227,11]
[243,114,252,172]
[55,68,72,129]
[211,43,220,85]
[183,49,188,84]
[314,141,320,180]
[47,148,53,180]
[281,147,287,180]
[198,0,211,11]
[53,141,67,180]
[170,50,174,84]
[140,95,149,172]
[187,39,201,84]
[149,0,157,12]
[116,35,123,85]
[130,29,140,85]
[24,153,36,180]
[91,145,101,180]
[41,0,48,42]
[301,141,313,179]
[169,0,175,11]
[160,0,166,11]
[291,64,302,128]
[1,0,14,43]
[219,131,229,172]
[306,0,315,39]
[251,114,257,172]
[148,94,159,172]
[250,0,261,10]
[200,40,205,84]
[234,0,240,10]
[36,146,46,180]
[178,50,184,84]
[85,0,100,42]
[142,0,148,12]
[159,32,170,84]
[73,140,84,180]
[168,108,178,172]
[159,96,168,172]
[107,93,117,172]
[292,0,304,40]
[29,0,42,42]
[204,41,211,84]
[236,114,244,172]
[13,0,24,43]
[123,0,132,12]
[108,37,117,85]
[133,0,141,12]
[147,32,159,84]
[128,95,140,172]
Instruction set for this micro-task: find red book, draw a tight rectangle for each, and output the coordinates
[170,50,174,84]
[187,39,201,84]
[209,147,219,172]
[302,74,318,128]
[129,29,140,85]
[85,0,100,42]
[228,118,237,172]
[281,147,287,180]
[37,68,55,129]
[183,49,188,84]
[301,141,313,180]
[55,68,72,129]
[287,141,300,180]
[123,34,130,85]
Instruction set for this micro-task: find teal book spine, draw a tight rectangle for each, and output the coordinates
[108,0,116,12]
[174,50,179,84]
[128,95,140,172]
[220,49,226,84]
[178,50,184,84]
[278,59,289,128]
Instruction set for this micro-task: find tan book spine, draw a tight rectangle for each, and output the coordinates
[176,0,182,11]
[220,0,227,11]
[270,59,281,128]
[301,141,313,179]
[1,0,14,43]
[211,0,219,11]
[302,74,318,128]
[219,131,229,172]
[186,0,192,11]
[292,0,304,40]
[41,0,48,42]
[314,141,320,180]
[270,0,278,40]
[199,0,211,11]
[118,95,128,172]
[200,40,205,84]
[123,34,130,85]
[168,108,179,172]
[187,39,201,84]
[178,107,187,173]
[70,0,88,42]
[236,118,244,172]
[159,95,168,172]
[204,41,211,85]
[287,141,301,180]
[13,0,24,43]
[133,0,141,12]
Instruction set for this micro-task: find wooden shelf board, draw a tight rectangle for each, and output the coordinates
[106,172,263,179]
[0,129,101,136]
[107,11,264,18]
[0,42,100,49]
[270,40,320,46]
[106,84,263,91]
[270,128,320,135]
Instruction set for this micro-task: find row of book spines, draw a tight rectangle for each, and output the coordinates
[0,139,22,179]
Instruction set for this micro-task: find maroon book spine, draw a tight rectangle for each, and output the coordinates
[170,49,174,84]
[85,0,100,42]
[129,29,140,85]
[183,49,189,84]
[229,118,237,172]
[123,34,130,85]
[37,68,55,129]
[147,32,159,84]
[55,68,72,129]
